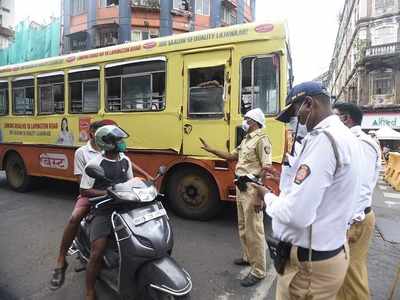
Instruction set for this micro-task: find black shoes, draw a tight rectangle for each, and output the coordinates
[233,259,264,287]
[233,258,250,266]
[241,273,264,287]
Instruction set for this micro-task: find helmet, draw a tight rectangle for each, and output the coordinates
[244,108,265,128]
[95,125,129,151]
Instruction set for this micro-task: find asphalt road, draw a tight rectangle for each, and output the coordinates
[2,170,398,300]
[0,172,275,300]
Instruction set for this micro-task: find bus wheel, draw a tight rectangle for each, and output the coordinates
[167,167,221,221]
[5,153,32,192]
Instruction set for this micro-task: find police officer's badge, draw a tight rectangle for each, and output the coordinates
[294,164,311,185]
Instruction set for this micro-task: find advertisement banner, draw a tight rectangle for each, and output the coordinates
[79,117,91,143]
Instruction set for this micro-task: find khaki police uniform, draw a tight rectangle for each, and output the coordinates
[264,115,362,300]
[337,126,381,300]
[232,128,272,279]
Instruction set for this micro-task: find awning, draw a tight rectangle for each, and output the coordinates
[68,66,100,74]
[65,30,87,39]
[105,56,166,68]
[13,76,34,81]
[375,126,400,140]
[37,71,65,78]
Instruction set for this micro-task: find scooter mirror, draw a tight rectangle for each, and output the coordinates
[85,164,106,180]
[158,166,167,176]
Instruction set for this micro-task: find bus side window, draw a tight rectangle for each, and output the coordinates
[0,81,9,116]
[38,74,64,115]
[240,56,279,115]
[12,78,34,115]
[188,66,224,119]
[105,59,166,112]
[69,68,100,113]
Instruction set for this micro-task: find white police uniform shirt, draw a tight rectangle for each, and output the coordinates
[74,141,101,176]
[264,115,362,251]
[350,125,381,222]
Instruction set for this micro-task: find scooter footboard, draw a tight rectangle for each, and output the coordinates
[137,257,192,296]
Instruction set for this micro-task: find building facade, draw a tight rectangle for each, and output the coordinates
[62,0,255,53]
[0,0,15,49]
[327,0,400,116]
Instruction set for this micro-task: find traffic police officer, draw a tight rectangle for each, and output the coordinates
[252,82,362,300]
[333,102,381,300]
[200,108,272,287]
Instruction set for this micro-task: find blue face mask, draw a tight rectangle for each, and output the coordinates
[116,141,127,152]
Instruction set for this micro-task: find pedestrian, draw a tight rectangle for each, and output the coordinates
[252,81,362,300]
[200,108,272,287]
[333,102,381,300]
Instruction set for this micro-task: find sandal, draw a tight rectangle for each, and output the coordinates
[50,262,69,290]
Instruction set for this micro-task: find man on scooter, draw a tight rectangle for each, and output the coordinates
[50,119,114,290]
[50,121,152,292]
[79,125,136,300]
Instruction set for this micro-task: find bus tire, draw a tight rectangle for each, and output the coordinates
[167,167,221,221]
[5,153,32,192]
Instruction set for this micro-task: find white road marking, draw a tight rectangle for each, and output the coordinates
[237,266,251,279]
[384,201,400,208]
[217,266,276,300]
[217,292,235,300]
[250,268,277,300]
[383,192,400,199]
[379,185,388,190]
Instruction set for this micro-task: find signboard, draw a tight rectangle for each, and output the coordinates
[362,113,400,129]
[39,153,69,170]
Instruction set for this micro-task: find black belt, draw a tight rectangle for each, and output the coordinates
[364,207,372,215]
[297,246,344,262]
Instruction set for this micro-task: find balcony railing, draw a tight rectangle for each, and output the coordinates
[365,42,400,58]
[131,0,160,9]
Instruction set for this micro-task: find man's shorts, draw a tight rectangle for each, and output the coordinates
[74,195,90,210]
[90,214,112,242]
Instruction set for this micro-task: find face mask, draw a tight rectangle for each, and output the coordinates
[116,140,127,152]
[289,117,308,139]
[242,120,250,132]
[296,99,313,128]
[288,100,311,156]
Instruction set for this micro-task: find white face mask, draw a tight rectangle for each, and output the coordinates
[289,117,308,139]
[296,99,313,129]
[242,120,250,132]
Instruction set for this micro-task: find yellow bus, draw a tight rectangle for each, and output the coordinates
[0,22,292,220]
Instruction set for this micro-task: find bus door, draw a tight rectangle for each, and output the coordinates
[182,50,232,156]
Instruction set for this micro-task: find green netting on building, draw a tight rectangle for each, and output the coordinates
[0,19,61,66]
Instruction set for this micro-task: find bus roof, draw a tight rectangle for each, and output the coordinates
[0,21,286,77]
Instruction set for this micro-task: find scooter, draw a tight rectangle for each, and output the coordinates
[68,165,192,299]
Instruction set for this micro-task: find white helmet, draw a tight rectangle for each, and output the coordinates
[244,108,265,128]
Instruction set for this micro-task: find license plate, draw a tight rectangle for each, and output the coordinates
[132,209,167,226]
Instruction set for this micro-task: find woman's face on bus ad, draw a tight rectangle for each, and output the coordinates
[61,119,68,131]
